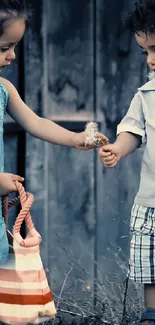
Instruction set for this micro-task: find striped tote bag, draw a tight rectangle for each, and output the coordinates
[0,181,56,324]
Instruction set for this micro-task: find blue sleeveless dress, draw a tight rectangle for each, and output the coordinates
[0,82,9,262]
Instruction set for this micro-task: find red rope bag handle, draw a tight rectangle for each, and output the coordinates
[2,181,42,248]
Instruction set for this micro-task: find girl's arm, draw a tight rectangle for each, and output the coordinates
[1,77,107,148]
[2,78,79,147]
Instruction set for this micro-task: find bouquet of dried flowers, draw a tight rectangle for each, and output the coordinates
[85,122,109,148]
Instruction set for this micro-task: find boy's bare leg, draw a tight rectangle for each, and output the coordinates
[144,284,155,308]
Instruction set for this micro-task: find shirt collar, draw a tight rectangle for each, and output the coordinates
[138,78,155,91]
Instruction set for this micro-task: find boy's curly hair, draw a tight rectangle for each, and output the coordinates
[0,0,31,36]
[123,0,155,34]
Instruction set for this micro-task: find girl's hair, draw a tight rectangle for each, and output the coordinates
[0,0,31,36]
[123,0,155,34]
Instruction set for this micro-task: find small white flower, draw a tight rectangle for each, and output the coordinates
[85,121,105,147]
[85,121,109,147]
[85,121,99,146]
[85,121,98,145]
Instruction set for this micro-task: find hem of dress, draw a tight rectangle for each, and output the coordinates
[0,255,9,263]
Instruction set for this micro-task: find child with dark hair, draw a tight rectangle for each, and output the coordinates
[99,0,155,324]
[0,0,108,263]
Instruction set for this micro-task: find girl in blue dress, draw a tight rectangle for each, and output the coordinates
[0,0,108,263]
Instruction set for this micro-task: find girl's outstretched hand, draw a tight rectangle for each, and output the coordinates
[75,132,109,150]
[99,143,121,168]
[0,173,24,196]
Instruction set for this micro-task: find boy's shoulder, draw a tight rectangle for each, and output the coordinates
[138,78,155,92]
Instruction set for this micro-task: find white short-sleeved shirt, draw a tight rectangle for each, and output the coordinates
[117,78,155,207]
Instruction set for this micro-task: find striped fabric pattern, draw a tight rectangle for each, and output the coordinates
[0,181,56,324]
[0,239,56,324]
[129,203,155,283]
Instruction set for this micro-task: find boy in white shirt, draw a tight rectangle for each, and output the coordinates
[99,0,155,324]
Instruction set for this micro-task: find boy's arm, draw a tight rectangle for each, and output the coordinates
[114,132,141,158]
[116,92,146,148]
[99,131,141,168]
[100,92,145,167]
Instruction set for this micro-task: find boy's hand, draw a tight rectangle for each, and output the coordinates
[99,144,121,168]
[75,132,109,150]
[0,173,24,196]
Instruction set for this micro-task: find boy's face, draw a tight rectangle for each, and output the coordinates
[135,32,155,71]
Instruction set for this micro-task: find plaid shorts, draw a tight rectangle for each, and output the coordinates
[129,203,155,283]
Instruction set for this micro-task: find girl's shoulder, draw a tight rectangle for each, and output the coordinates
[0,77,9,108]
[0,77,10,94]
[0,77,19,108]
[0,77,19,97]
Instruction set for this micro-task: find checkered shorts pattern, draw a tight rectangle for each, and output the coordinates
[129,203,155,283]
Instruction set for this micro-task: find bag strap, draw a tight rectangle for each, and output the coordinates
[2,195,20,227]
[2,181,41,248]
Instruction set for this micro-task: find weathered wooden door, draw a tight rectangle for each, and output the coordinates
[4,0,147,322]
